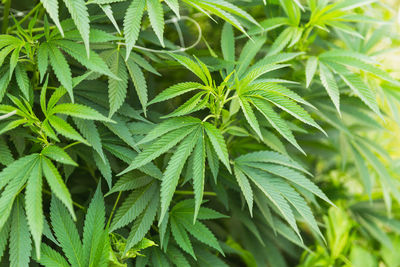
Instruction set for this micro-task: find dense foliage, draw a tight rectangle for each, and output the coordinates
[0,0,399,266]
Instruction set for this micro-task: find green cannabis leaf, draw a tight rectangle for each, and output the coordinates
[0,0,399,266]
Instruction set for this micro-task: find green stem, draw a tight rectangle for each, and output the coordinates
[1,0,11,34]
[202,114,215,122]
[224,94,237,103]
[107,191,122,228]
[175,190,217,196]
[63,141,81,150]
[7,2,42,32]
[10,25,55,34]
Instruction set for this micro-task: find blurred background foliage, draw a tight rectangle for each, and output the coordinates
[0,0,400,266]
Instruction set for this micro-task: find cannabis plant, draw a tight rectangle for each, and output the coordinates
[0,0,399,266]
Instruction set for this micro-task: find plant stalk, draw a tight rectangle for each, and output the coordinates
[1,0,11,33]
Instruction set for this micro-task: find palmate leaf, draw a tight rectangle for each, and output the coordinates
[0,137,13,166]
[238,79,316,153]
[40,0,63,36]
[126,57,148,115]
[250,97,304,154]
[179,216,224,255]
[0,119,25,136]
[324,60,381,116]
[353,140,400,205]
[41,145,77,166]
[221,23,235,68]
[48,115,88,144]
[279,0,302,24]
[128,52,160,76]
[47,43,73,101]
[192,131,206,222]
[110,182,158,231]
[171,199,227,219]
[305,56,318,88]
[234,150,332,239]
[254,188,275,229]
[267,27,294,56]
[239,166,301,239]
[237,36,266,77]
[53,40,118,80]
[182,0,258,36]
[0,153,38,191]
[37,43,49,83]
[268,177,323,238]
[170,216,195,258]
[10,197,32,267]
[63,28,119,43]
[166,246,190,267]
[99,4,121,34]
[244,16,288,37]
[205,135,219,180]
[8,42,22,80]
[124,191,160,253]
[25,160,43,258]
[2,0,396,264]
[82,185,107,267]
[188,0,247,37]
[50,197,83,267]
[104,143,163,180]
[252,90,325,134]
[239,96,262,137]
[121,117,230,223]
[107,173,152,195]
[0,155,39,230]
[108,50,128,117]
[104,115,138,150]
[42,157,75,220]
[147,0,165,47]
[0,46,15,69]
[137,117,200,145]
[203,122,231,172]
[236,158,330,204]
[0,218,11,262]
[169,53,209,85]
[164,0,179,17]
[63,0,90,56]
[260,163,331,204]
[148,82,203,105]
[160,128,200,221]
[240,64,290,90]
[260,128,288,155]
[233,166,253,215]
[73,118,105,162]
[43,188,109,267]
[93,152,112,189]
[149,247,171,266]
[161,92,206,119]
[38,244,70,267]
[15,64,30,101]
[319,62,340,115]
[49,103,113,122]
[169,200,226,259]
[121,125,196,174]
[124,0,146,59]
[46,86,67,112]
[210,0,259,26]
[341,74,381,116]
[320,50,400,85]
[0,70,11,102]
